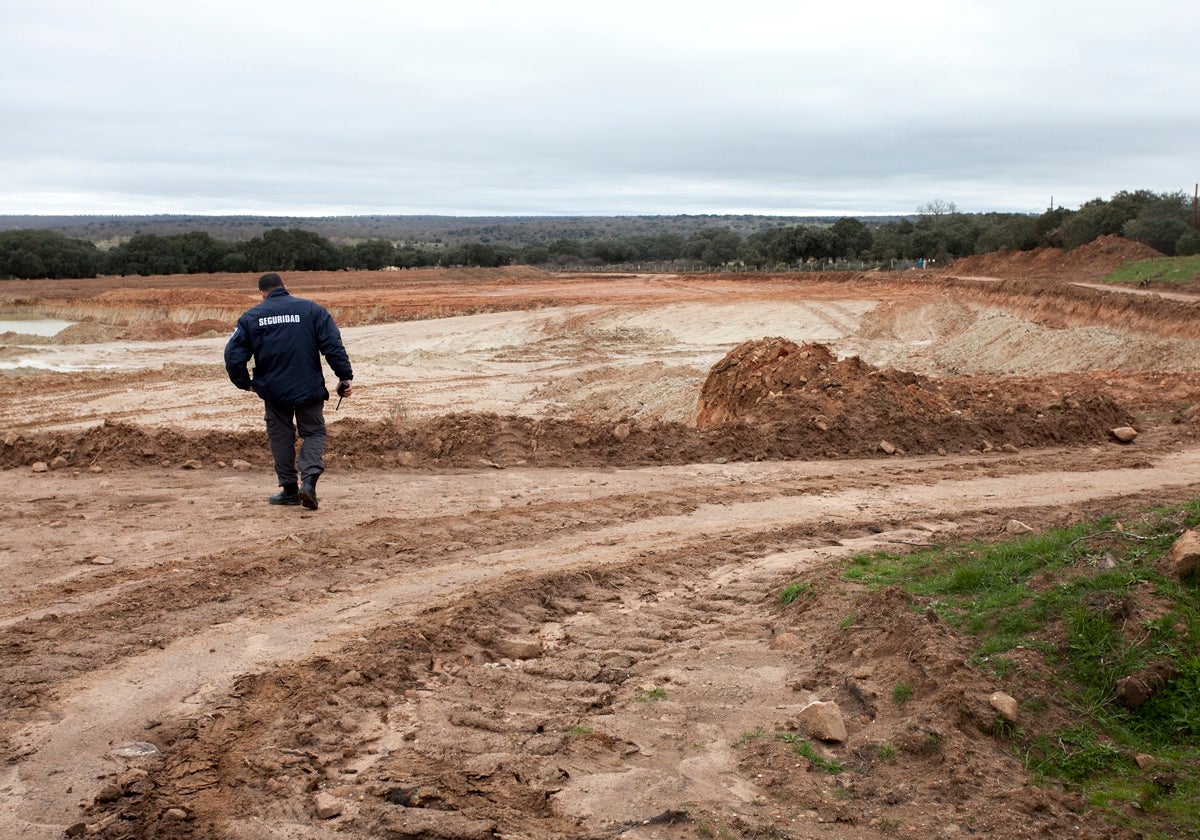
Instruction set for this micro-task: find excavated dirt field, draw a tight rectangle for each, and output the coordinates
[5,238,1200,839]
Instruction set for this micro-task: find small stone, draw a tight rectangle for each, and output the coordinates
[50,455,70,469]
[852,666,874,679]
[879,440,896,455]
[313,792,344,819]
[117,768,148,787]
[770,632,804,651]
[612,422,632,442]
[88,465,103,473]
[1001,443,1019,453]
[110,741,160,758]
[1115,661,1179,708]
[989,691,1018,722]
[31,462,49,473]
[493,636,542,661]
[794,700,848,742]
[397,451,419,467]
[94,783,123,803]
[231,459,252,470]
[3,431,17,447]
[1005,519,1034,534]
[1110,426,1139,443]
[1171,530,1200,580]
[181,460,203,470]
[89,556,117,566]
[1135,753,1157,769]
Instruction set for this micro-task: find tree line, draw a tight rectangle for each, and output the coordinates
[0,212,849,247]
[2,189,1196,281]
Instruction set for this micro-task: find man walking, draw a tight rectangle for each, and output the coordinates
[224,272,354,510]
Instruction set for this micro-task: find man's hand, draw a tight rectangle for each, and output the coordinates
[334,380,353,411]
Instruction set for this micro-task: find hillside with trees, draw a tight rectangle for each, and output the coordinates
[1,190,1196,280]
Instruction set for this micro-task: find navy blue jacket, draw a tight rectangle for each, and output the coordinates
[224,288,353,405]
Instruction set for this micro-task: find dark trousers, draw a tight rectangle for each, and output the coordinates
[263,399,326,487]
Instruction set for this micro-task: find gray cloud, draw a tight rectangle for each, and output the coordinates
[3,1,1197,216]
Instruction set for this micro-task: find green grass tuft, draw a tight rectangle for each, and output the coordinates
[780,581,811,606]
[778,733,843,774]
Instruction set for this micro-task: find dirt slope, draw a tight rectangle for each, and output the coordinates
[946,234,1163,282]
[2,265,1200,839]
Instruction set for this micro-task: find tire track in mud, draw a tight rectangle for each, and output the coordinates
[6,448,1200,836]
[0,446,1171,721]
[0,445,1152,659]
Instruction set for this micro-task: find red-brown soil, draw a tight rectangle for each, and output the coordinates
[3,243,1200,839]
[947,234,1165,282]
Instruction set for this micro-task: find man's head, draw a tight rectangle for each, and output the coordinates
[258,272,284,294]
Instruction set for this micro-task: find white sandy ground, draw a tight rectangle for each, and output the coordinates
[5,296,1200,435]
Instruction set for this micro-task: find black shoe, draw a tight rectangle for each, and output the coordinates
[298,478,319,510]
[270,483,300,506]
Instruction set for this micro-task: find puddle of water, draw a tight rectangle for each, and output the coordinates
[0,318,76,337]
[0,359,122,371]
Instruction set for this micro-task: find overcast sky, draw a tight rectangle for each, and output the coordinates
[2,1,1197,218]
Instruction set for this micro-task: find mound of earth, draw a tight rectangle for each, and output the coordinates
[3,346,1137,474]
[49,319,126,344]
[695,338,1134,456]
[949,235,1163,281]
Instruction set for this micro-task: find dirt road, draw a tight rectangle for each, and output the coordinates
[3,254,1200,838]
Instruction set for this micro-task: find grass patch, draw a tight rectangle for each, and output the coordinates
[778,733,843,774]
[741,728,844,772]
[635,687,667,703]
[892,682,913,706]
[841,498,1200,836]
[780,581,812,606]
[1023,724,1128,782]
[1102,255,1200,286]
[736,728,768,745]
